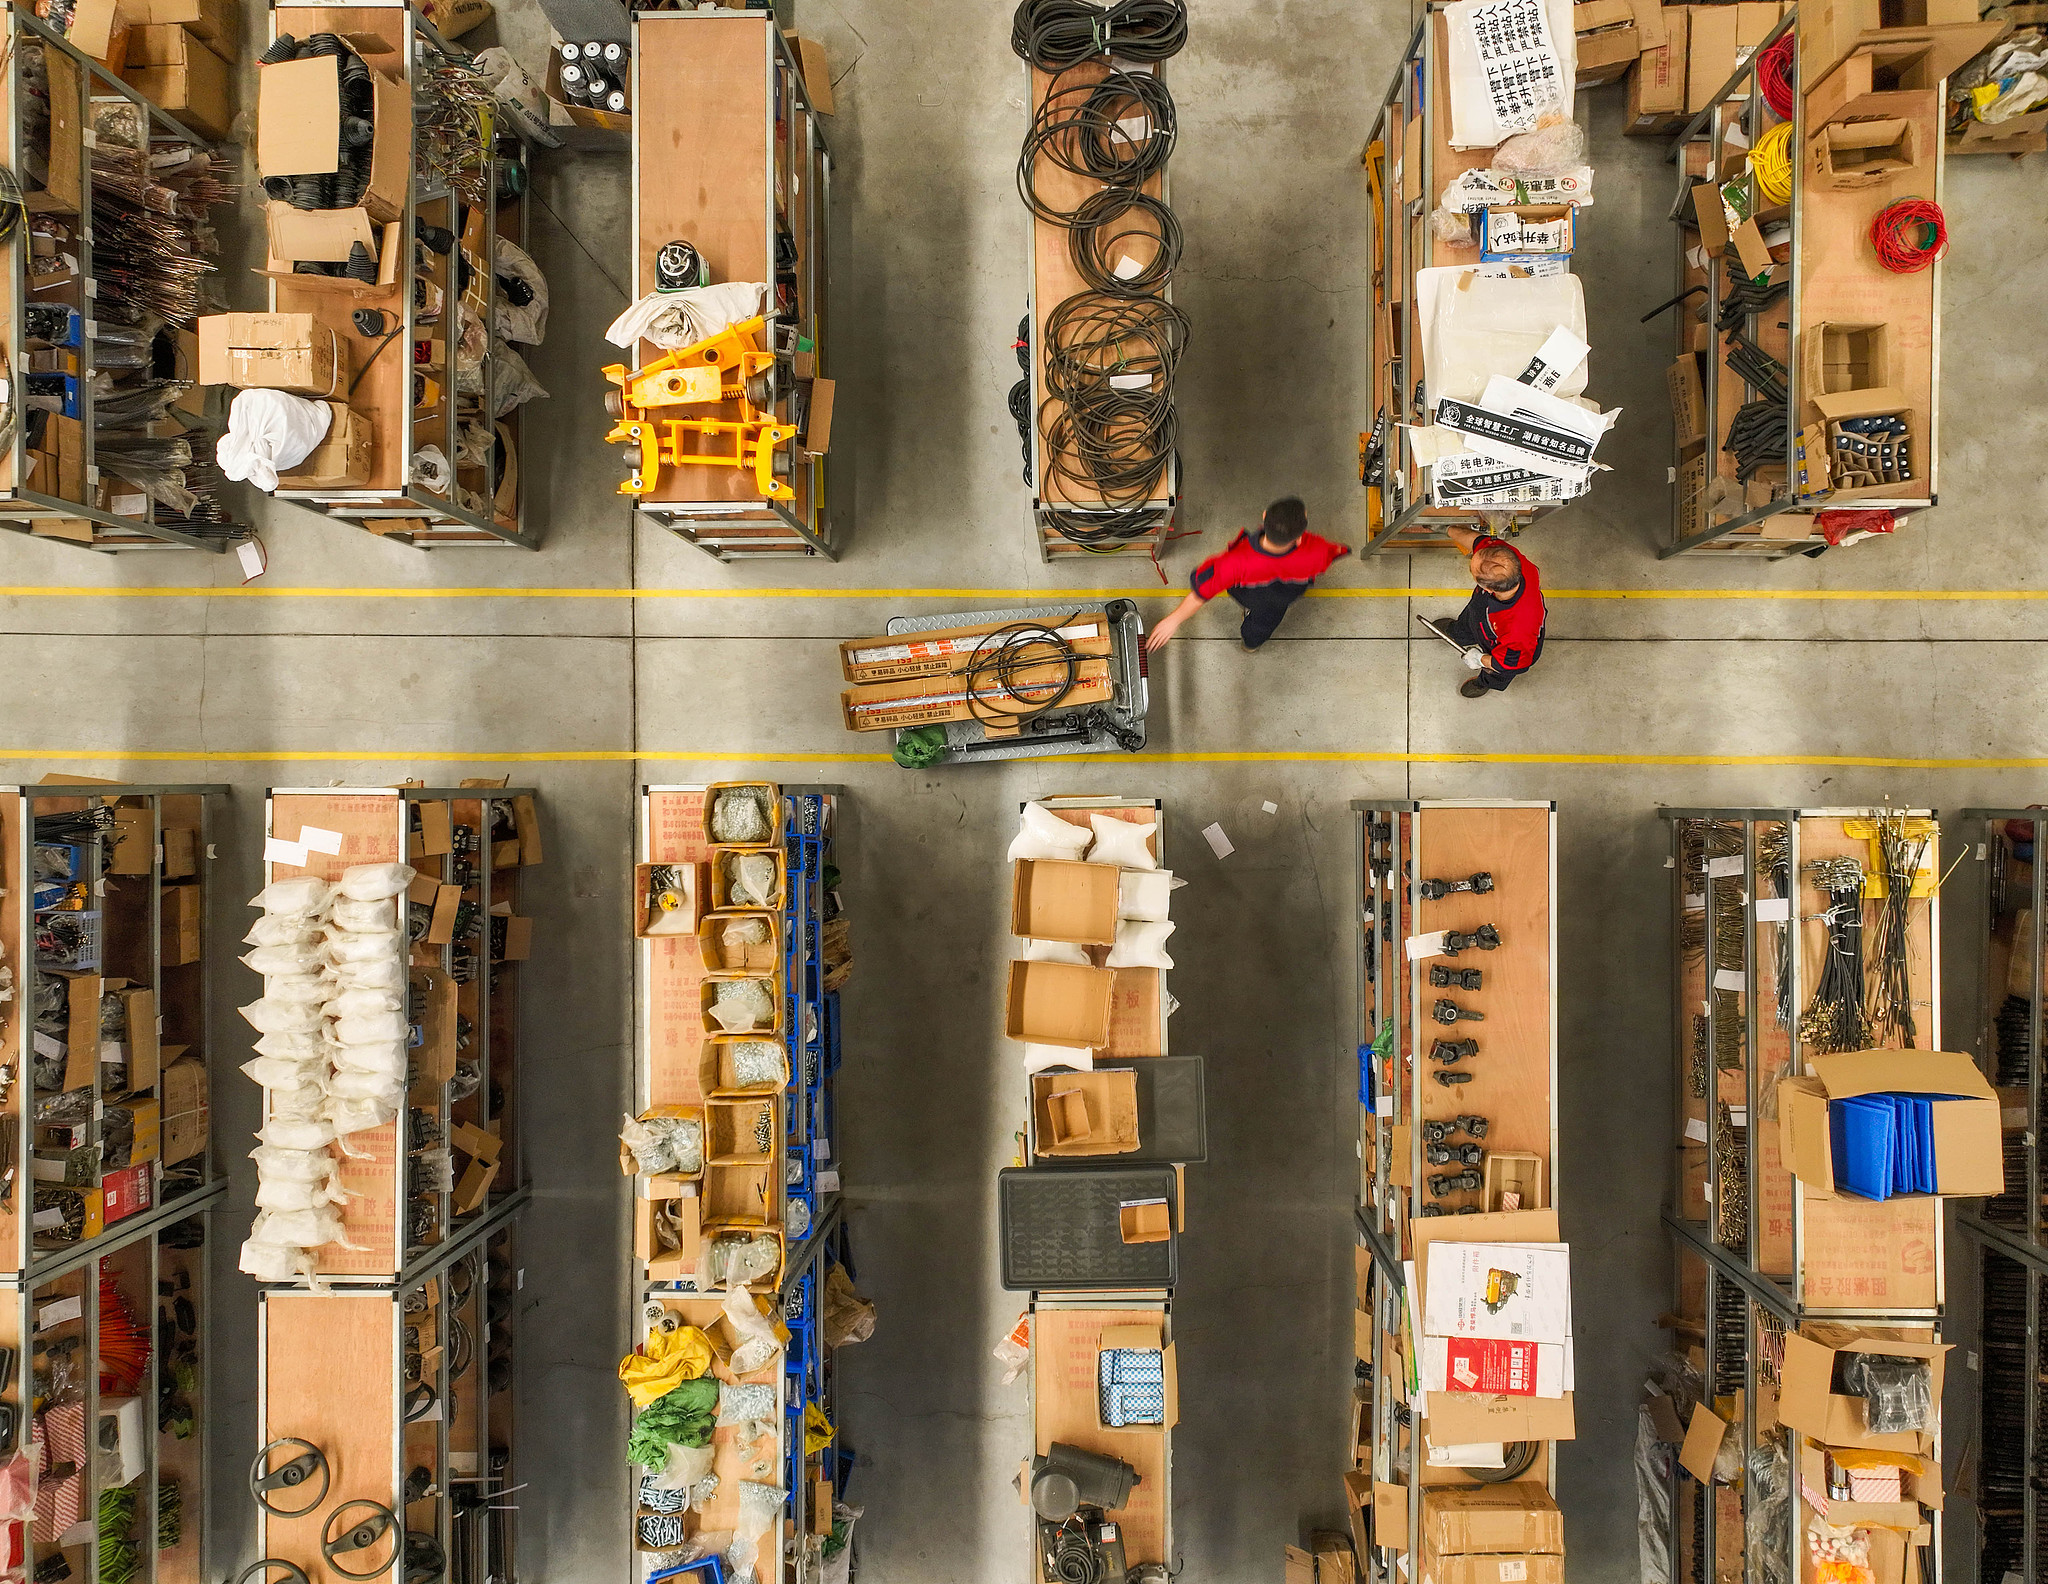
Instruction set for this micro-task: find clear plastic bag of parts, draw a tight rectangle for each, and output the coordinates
[699,1232,779,1290]
[1745,1439,1792,1584]
[1840,1351,1932,1434]
[725,853,779,909]
[722,1285,783,1376]
[724,1482,788,1584]
[709,978,774,1033]
[645,1440,715,1496]
[729,1040,787,1089]
[718,916,770,965]
[620,1112,703,1177]
[710,787,772,844]
[717,1382,776,1429]
[1634,1402,1672,1584]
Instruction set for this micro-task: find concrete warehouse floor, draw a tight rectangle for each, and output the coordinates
[0,0,2042,1578]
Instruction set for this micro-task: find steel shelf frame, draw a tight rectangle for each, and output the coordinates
[1955,1219,2038,1584]
[627,13,838,560]
[265,1,537,549]
[0,12,245,552]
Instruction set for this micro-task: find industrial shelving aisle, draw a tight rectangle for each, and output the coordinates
[1655,809,1945,1584]
[261,786,541,1283]
[631,785,852,1579]
[1957,808,2048,1583]
[1347,800,1560,1573]
[264,2,536,548]
[624,12,838,559]
[255,1203,526,1584]
[1356,11,1567,554]
[0,14,246,552]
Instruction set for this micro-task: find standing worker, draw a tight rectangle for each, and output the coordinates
[1421,526,1548,698]
[1143,498,1350,654]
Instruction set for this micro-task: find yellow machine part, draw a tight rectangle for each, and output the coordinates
[601,315,795,501]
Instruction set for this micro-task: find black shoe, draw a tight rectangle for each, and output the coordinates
[1460,677,1490,699]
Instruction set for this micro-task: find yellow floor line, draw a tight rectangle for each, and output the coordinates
[4,584,2048,603]
[5,748,2046,770]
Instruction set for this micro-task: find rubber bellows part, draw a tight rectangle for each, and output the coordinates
[260,33,298,64]
[345,241,377,284]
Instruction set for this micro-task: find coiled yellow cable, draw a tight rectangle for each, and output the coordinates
[1751,122,1794,207]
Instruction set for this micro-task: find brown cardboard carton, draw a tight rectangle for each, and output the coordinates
[1668,354,1707,447]
[1679,1401,1729,1480]
[1031,1070,1140,1158]
[160,884,202,966]
[634,1190,701,1280]
[1807,387,1925,504]
[544,41,632,133]
[1419,1550,1564,1584]
[1808,117,1920,187]
[1482,1150,1545,1211]
[1806,29,2006,127]
[1801,0,1984,82]
[1369,1478,1408,1553]
[1006,960,1116,1049]
[1628,6,1692,131]
[1118,1197,1172,1243]
[68,0,133,68]
[802,377,834,454]
[1798,1191,1940,1309]
[141,0,237,47]
[1780,1324,1946,1453]
[700,975,782,1039]
[123,25,233,140]
[636,861,706,936]
[1096,1319,1179,1430]
[276,402,373,489]
[842,660,1114,732]
[1575,5,1641,86]
[116,986,159,1092]
[707,1095,779,1166]
[453,1155,499,1213]
[1797,1437,1942,1529]
[1686,3,1741,110]
[711,847,786,912]
[1802,322,1896,403]
[1419,1483,1565,1555]
[1777,1048,2001,1197]
[785,32,835,113]
[1011,859,1120,946]
[160,825,197,878]
[697,910,781,975]
[197,314,345,397]
[257,48,409,227]
[114,1098,162,1165]
[618,1104,704,1183]
[106,806,154,874]
[160,1056,208,1164]
[702,782,784,850]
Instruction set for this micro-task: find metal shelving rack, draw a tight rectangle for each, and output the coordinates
[265,2,536,548]
[0,13,246,552]
[627,12,838,559]
[0,784,228,1279]
[1357,9,1564,555]
[1348,799,1559,1577]
[0,1196,222,1584]
[256,1198,526,1584]
[631,785,850,1580]
[1965,1220,2041,1584]
[261,786,539,1283]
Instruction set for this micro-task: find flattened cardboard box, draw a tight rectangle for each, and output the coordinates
[841,658,1114,733]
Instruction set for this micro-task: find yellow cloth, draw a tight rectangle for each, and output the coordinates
[618,1326,714,1408]
[804,1400,836,1456]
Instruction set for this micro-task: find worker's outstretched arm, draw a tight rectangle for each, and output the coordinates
[1143,591,1208,654]
[1445,526,1482,554]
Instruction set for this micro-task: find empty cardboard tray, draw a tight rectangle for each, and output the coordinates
[998,1165,1178,1290]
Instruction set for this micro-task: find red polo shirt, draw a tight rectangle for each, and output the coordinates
[1189,530,1346,602]
[1470,536,1546,673]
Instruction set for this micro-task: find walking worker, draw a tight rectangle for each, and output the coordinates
[1143,498,1350,654]
[1422,526,1548,698]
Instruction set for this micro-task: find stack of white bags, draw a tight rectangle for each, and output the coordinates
[236,862,418,1285]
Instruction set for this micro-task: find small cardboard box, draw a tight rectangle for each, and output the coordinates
[160,825,197,878]
[1031,1069,1140,1158]
[141,0,237,47]
[1797,1436,1941,1529]
[103,1162,153,1224]
[1011,859,1120,946]
[1800,0,1985,83]
[1479,206,1576,259]
[700,975,783,1040]
[1627,5,1691,131]
[702,782,784,850]
[704,1038,788,1098]
[257,46,409,227]
[276,402,373,489]
[700,1219,784,1290]
[122,26,233,141]
[1118,1197,1173,1243]
[107,805,153,873]
[1419,1483,1565,1556]
[1575,14,1641,86]
[67,0,133,67]
[544,39,632,133]
[197,314,345,397]
[1096,1318,1179,1430]
[1808,117,1919,187]
[114,986,159,1092]
[702,1161,773,1222]
[1780,1324,1946,1453]
[706,1095,780,1166]
[1778,1048,2000,1198]
[635,861,705,937]
[618,1104,705,1184]
[1483,1150,1546,1211]
[160,1056,207,1164]
[1808,388,1924,503]
[453,1155,499,1214]
[633,1190,700,1281]
[1802,322,1895,402]
[711,847,786,913]
[697,910,781,975]
[1005,960,1116,1049]
[1668,354,1707,447]
[1806,39,1987,130]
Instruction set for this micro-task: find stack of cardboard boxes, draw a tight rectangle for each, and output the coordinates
[60,0,237,142]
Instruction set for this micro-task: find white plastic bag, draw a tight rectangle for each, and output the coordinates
[1007,802,1093,863]
[1106,919,1175,969]
[1089,814,1157,870]
[337,863,416,902]
[245,915,321,947]
[259,1117,337,1151]
[326,1094,397,1137]
[242,1055,323,1089]
[331,1040,407,1076]
[254,1031,325,1060]
[218,389,333,492]
[722,1285,784,1377]
[240,998,326,1036]
[331,956,403,990]
[327,1068,401,1101]
[249,1145,336,1183]
[604,281,770,351]
[328,988,403,1018]
[251,875,335,915]
[260,974,334,1007]
[1020,939,1090,966]
[493,239,550,345]
[332,1011,408,1046]
[1117,869,1183,923]
[329,897,398,933]
[325,930,401,963]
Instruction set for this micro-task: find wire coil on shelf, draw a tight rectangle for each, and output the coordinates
[1042,291,1188,400]
[1010,0,1188,69]
[1870,197,1947,273]
[1017,68,1176,222]
[1749,121,1793,207]
[1755,32,1796,120]
[1068,187,1181,295]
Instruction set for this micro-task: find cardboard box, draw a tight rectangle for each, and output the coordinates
[1688,3,1785,112]
[102,1162,152,1224]
[840,615,1118,685]
[1628,6,1692,131]
[1778,1049,1999,1198]
[618,1105,705,1184]
[841,659,1115,733]
[1797,1437,1941,1529]
[1679,1400,1729,1480]
[544,40,632,134]
[801,377,834,455]
[1808,117,1920,187]
[1479,206,1576,259]
[1806,36,1996,130]
[276,402,373,489]
[1119,1197,1173,1243]
[1668,354,1707,448]
[160,825,197,878]
[1419,1483,1565,1556]
[1802,322,1895,403]
[123,25,233,141]
[1419,1549,1565,1584]
[1369,1478,1408,1554]
[1097,1319,1179,1431]
[636,860,706,936]
[1011,859,1120,946]
[1780,1324,1946,1453]
[114,986,159,1092]
[197,314,345,397]
[703,1038,786,1098]
[1005,960,1116,1049]
[67,0,132,68]
[703,782,784,850]
[697,910,781,975]
[141,0,237,47]
[700,974,782,1039]
[785,31,834,113]
[110,1098,162,1165]
[1801,0,1982,82]
[1482,1151,1546,1211]
[700,1219,784,1290]
[452,1155,499,1214]
[257,45,409,228]
[1031,1069,1140,1158]
[160,1056,207,1164]
[1808,388,1925,503]
[633,1189,701,1281]
[706,1095,779,1166]
[1575,18,1641,85]
[711,847,786,912]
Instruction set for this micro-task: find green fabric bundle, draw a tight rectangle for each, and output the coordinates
[627,1375,720,1467]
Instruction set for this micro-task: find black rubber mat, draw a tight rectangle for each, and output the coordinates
[998,1165,1178,1290]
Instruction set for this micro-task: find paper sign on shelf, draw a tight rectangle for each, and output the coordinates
[1753,897,1790,921]
[297,825,345,855]
[1683,1116,1708,1142]
[1705,854,1745,880]
[1713,969,1746,993]
[263,836,308,867]
[1406,931,1449,961]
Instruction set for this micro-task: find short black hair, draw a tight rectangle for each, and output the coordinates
[1261,497,1308,545]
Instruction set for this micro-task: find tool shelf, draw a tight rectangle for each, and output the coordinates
[256,1201,524,1584]
[264,1,535,549]
[261,786,540,1283]
[626,11,837,560]
[0,784,227,1279]
[0,12,246,552]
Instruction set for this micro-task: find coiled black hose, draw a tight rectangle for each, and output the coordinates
[1067,188,1179,295]
[1017,68,1175,222]
[1010,0,1188,69]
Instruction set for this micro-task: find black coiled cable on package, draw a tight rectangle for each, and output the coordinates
[963,618,1082,730]
[1017,68,1175,222]
[1010,0,1188,69]
[1068,188,1180,296]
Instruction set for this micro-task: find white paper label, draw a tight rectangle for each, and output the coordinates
[1112,254,1145,280]
[1753,897,1789,921]
[1683,893,1704,911]
[1262,801,1279,814]
[1200,823,1234,858]
[264,836,308,867]
[1705,855,1744,879]
[35,1296,81,1329]
[31,1208,62,1231]
[1713,969,1746,993]
[1115,115,1150,141]
[1498,1564,1528,1582]
[1375,1094,1394,1117]
[31,1160,65,1182]
[1406,931,1449,961]
[236,540,267,581]
[1106,372,1152,390]
[1683,1117,1708,1142]
[32,1031,61,1059]
[297,825,345,855]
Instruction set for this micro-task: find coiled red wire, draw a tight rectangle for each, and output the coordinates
[1756,33,1796,119]
[1870,198,1948,273]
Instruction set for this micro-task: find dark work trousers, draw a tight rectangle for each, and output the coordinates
[1444,596,1535,693]
[1227,582,1308,650]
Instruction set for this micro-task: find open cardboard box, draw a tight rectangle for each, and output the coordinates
[841,659,1114,734]
[1803,388,1926,504]
[1419,1482,1565,1557]
[1011,859,1120,946]
[1031,1069,1140,1158]
[707,1095,780,1166]
[635,860,706,937]
[702,1161,773,1222]
[702,782,784,850]
[1807,117,1920,187]
[1777,1048,2000,1197]
[1802,322,1896,404]
[1006,960,1115,1049]
[1483,1150,1546,1211]
[1806,38,1989,130]
[700,975,783,1040]
[697,910,782,975]
[1800,0,2000,84]
[1797,1436,1940,1530]
[617,1104,704,1184]
[632,1189,701,1281]
[701,1219,785,1291]
[1574,0,1640,85]
[276,402,373,489]
[257,38,410,234]
[711,847,787,912]
[703,1037,789,1098]
[1780,1324,1946,1454]
[1479,206,1576,260]
[1096,1318,1178,1431]
[1119,1197,1174,1243]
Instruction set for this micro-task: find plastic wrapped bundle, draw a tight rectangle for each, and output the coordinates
[724,853,779,909]
[728,1040,787,1088]
[621,1112,703,1177]
[708,978,774,1033]
[699,1232,780,1289]
[718,916,770,965]
[710,787,772,843]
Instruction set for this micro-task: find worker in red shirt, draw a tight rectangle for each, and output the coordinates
[1143,498,1350,654]
[1421,527,1547,698]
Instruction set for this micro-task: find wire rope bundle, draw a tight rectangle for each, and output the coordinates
[1039,502,1175,549]
[962,618,1083,729]
[1068,187,1181,295]
[1010,0,1188,70]
[1039,383,1176,507]
[1018,68,1176,222]
[1870,198,1946,273]
[1755,32,1796,119]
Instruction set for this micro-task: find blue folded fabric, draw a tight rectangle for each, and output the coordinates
[1831,1092,1971,1199]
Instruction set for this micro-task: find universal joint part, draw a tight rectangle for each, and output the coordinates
[1419,871,1494,901]
[1429,1167,1483,1197]
[1426,1142,1483,1167]
[1434,1069,1473,1086]
[1430,1038,1478,1064]
[1432,997,1484,1025]
[1441,924,1501,956]
[1456,1112,1489,1140]
[1431,964,1483,990]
